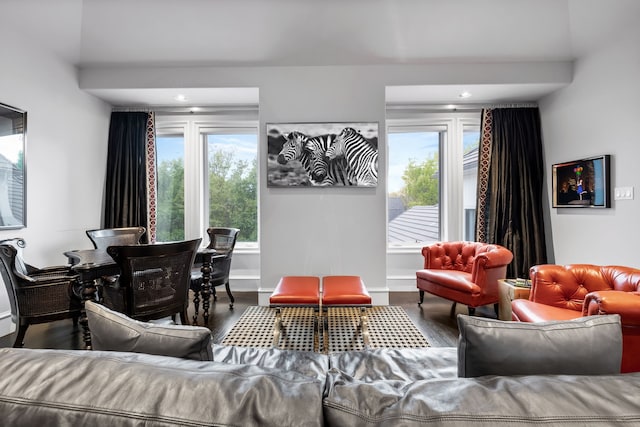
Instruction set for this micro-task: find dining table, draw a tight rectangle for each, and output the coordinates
[65,246,223,349]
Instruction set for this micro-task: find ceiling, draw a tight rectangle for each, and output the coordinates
[2,0,639,106]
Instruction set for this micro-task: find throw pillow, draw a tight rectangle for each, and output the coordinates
[85,300,213,361]
[457,314,622,377]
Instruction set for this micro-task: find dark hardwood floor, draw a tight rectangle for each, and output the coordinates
[0,291,496,350]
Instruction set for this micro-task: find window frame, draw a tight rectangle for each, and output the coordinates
[155,114,259,249]
[386,111,480,251]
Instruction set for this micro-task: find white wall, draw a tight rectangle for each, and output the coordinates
[539,24,640,266]
[0,28,111,336]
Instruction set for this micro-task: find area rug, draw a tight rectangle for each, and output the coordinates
[221,305,429,352]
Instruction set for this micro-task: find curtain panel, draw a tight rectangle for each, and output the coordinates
[104,112,151,241]
[475,107,547,278]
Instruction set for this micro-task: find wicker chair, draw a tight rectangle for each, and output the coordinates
[191,227,240,310]
[0,238,82,347]
[101,239,201,325]
[86,226,146,249]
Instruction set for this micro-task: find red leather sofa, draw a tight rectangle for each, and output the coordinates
[512,264,640,373]
[416,241,513,316]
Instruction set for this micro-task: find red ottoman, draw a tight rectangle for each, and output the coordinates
[322,275,371,306]
[322,276,371,349]
[269,276,320,348]
[270,276,320,306]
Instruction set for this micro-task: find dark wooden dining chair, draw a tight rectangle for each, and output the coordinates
[101,238,201,325]
[86,226,146,249]
[0,238,82,347]
[191,227,240,310]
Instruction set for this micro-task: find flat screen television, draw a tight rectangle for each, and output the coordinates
[552,154,611,208]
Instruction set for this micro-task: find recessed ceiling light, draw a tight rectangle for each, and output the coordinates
[174,94,187,102]
[459,91,472,99]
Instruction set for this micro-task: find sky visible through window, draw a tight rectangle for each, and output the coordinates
[207,134,257,165]
[156,134,257,164]
[388,131,479,194]
[156,135,183,162]
[388,132,439,194]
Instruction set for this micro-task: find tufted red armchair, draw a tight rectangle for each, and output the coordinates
[416,241,513,317]
[511,264,640,373]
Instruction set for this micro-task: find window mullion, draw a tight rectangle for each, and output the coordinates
[443,119,464,241]
[183,121,205,241]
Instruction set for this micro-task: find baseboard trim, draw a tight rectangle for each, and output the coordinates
[0,311,15,338]
[387,276,419,292]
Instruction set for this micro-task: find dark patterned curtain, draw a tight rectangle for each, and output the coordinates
[103,112,152,241]
[475,107,547,278]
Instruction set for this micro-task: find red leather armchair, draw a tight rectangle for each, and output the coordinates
[511,264,640,373]
[416,241,513,316]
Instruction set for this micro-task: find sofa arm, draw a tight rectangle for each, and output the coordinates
[584,290,640,326]
[470,245,513,284]
[473,245,513,269]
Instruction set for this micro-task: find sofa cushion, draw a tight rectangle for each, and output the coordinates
[212,344,329,383]
[329,347,458,382]
[85,300,213,361]
[511,298,583,322]
[0,348,324,426]
[323,367,640,427]
[457,314,622,377]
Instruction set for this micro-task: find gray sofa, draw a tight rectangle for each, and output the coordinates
[1,303,640,426]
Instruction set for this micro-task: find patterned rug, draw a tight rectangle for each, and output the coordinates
[222,305,429,352]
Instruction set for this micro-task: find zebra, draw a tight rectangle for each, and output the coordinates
[277,131,351,186]
[325,127,378,186]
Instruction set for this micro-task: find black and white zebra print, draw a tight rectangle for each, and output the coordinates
[277,131,351,186]
[325,127,378,186]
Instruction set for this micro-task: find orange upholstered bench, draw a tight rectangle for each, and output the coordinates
[268,275,372,350]
[270,276,321,307]
[269,276,320,347]
[322,276,372,348]
[322,275,371,307]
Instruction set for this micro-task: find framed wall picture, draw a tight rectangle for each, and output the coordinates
[266,121,379,187]
[0,103,26,229]
[552,154,611,208]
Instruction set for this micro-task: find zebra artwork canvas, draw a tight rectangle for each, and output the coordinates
[266,122,378,187]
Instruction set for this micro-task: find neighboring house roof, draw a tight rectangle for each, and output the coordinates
[388,205,439,243]
[464,147,478,171]
[434,147,478,178]
[388,196,405,222]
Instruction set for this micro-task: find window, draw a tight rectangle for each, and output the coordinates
[462,126,480,241]
[386,112,480,248]
[156,132,185,241]
[205,132,258,242]
[387,127,442,245]
[155,114,258,247]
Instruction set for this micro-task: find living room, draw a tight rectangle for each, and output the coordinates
[1,1,640,424]
[0,1,639,333]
